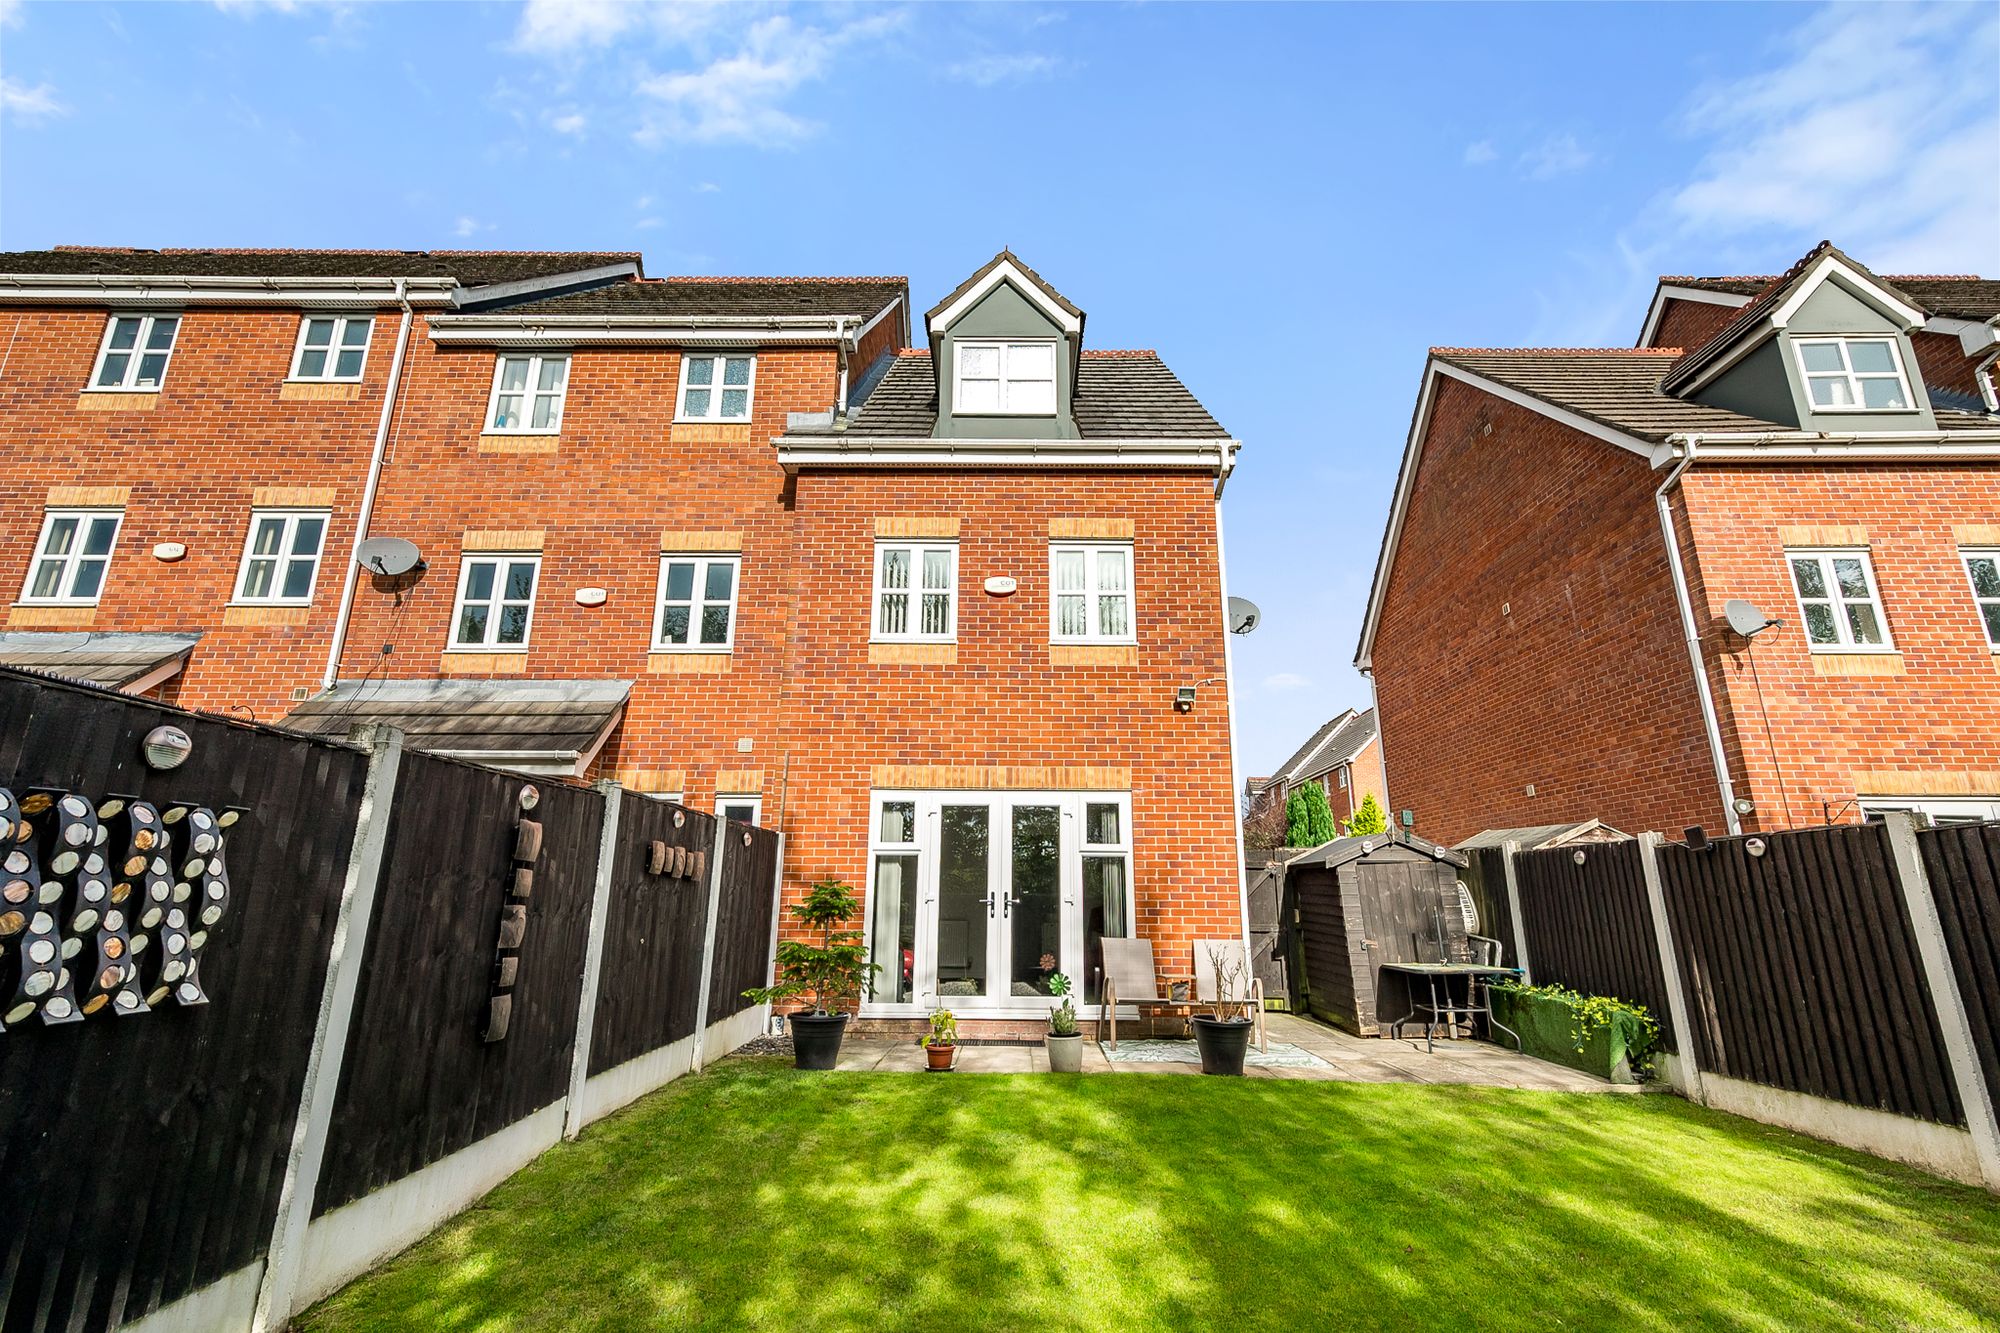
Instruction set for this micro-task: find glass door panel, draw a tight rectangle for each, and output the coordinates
[1009,805,1062,998]
[935,805,991,1001]
[869,853,918,1004]
[1081,855,1128,1004]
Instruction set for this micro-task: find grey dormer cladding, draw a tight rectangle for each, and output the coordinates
[934,279,1079,439]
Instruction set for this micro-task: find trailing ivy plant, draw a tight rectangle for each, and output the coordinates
[1490,980,1662,1080]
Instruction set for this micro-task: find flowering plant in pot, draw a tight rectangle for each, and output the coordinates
[744,877,875,1070]
[1044,972,1083,1073]
[923,1005,958,1071]
[1191,943,1254,1076]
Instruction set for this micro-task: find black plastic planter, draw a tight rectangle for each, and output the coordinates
[789,1012,850,1070]
[1191,1016,1253,1075]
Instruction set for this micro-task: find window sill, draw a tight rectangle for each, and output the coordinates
[647,651,731,675]
[477,434,559,455]
[869,642,957,666]
[1811,652,1905,678]
[75,391,159,412]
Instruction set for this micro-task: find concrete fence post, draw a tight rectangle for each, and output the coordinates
[251,724,405,1333]
[1500,839,1532,984]
[1636,831,1708,1106]
[690,813,731,1072]
[563,782,622,1141]
[1880,813,2000,1193]
[763,833,787,1035]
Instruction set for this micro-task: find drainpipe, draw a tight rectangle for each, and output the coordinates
[833,316,850,423]
[321,279,415,692]
[1214,495,1255,969]
[1976,346,1999,414]
[1654,434,1742,835]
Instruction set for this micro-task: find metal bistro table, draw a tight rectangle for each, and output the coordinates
[1379,962,1523,1053]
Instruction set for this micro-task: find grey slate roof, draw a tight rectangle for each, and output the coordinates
[503,277,907,320]
[842,350,1229,439]
[284,678,629,758]
[1288,829,1466,871]
[1435,349,1777,442]
[1667,273,2000,322]
[0,247,641,286]
[0,632,199,690]
[925,250,1083,326]
[1455,821,1628,851]
[1263,708,1377,787]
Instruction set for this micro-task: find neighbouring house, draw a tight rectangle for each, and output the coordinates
[1244,707,1385,844]
[0,245,1244,1037]
[1359,241,2000,845]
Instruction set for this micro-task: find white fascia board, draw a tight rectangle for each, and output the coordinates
[1656,429,2000,464]
[1771,254,1928,331]
[1355,359,1655,670]
[774,435,1237,472]
[450,262,640,309]
[1638,284,1751,347]
[426,317,849,348]
[425,748,583,775]
[854,294,905,346]
[0,274,458,307]
[118,653,191,698]
[929,260,1081,335]
[1925,316,2000,355]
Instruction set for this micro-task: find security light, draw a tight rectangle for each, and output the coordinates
[1174,687,1197,713]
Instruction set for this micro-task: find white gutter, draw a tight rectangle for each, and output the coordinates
[0,274,459,306]
[321,280,415,691]
[1654,434,1742,836]
[1651,428,2000,464]
[425,312,859,348]
[775,436,1241,474]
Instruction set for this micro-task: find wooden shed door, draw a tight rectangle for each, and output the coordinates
[1356,859,1451,967]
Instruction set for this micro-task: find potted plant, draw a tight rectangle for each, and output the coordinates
[1045,972,1083,1073]
[1191,943,1255,1076]
[923,1005,958,1071]
[744,877,875,1071]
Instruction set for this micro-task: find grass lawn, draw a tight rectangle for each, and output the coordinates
[299,1057,2000,1332]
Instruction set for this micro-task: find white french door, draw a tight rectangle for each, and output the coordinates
[863,790,1131,1017]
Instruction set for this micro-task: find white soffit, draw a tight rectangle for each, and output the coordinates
[929,260,1081,336]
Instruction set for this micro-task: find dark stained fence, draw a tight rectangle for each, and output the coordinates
[1657,823,1963,1126]
[1514,840,1675,1050]
[1917,822,2000,1115]
[1459,846,1517,969]
[0,671,368,1332]
[587,796,715,1077]
[311,754,601,1215]
[706,821,780,1024]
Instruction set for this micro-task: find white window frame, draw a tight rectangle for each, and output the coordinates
[483,353,570,435]
[1961,548,2000,651]
[652,553,741,653]
[1860,796,2000,827]
[1791,336,1917,413]
[952,338,1058,416]
[19,509,124,606]
[675,353,757,423]
[717,795,762,825]
[871,541,958,642]
[231,509,331,606]
[288,314,373,383]
[87,313,181,392]
[447,552,542,650]
[1049,542,1136,645]
[1785,547,1895,653]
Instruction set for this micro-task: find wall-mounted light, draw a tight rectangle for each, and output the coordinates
[1572,849,1587,865]
[518,783,540,812]
[1745,836,1769,858]
[142,726,192,771]
[1174,687,1197,713]
[1733,797,1756,816]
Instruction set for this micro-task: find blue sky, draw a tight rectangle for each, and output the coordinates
[3,0,1996,777]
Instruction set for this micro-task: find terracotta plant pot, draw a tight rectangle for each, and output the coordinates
[789,1012,850,1070]
[1045,1032,1083,1073]
[925,1043,956,1071]
[1191,1015,1253,1076]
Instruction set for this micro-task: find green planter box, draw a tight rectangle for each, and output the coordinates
[1491,988,1651,1085]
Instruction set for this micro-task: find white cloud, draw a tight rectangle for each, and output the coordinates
[635,193,655,210]
[452,215,492,238]
[945,52,1060,87]
[633,11,900,147]
[0,0,23,28]
[513,0,734,55]
[1519,132,1593,180]
[635,217,664,230]
[550,109,587,135]
[1263,672,1313,692]
[693,181,721,193]
[1462,140,1496,166]
[1,76,65,122]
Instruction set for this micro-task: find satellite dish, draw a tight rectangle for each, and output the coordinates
[1724,598,1778,638]
[1227,596,1262,635]
[355,536,423,577]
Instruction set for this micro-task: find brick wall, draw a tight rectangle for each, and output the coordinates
[1646,296,1742,352]
[1911,329,1986,401]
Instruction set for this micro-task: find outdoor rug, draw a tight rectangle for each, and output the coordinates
[1100,1039,1330,1069]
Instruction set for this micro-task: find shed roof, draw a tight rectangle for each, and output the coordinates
[1455,820,1628,851]
[0,631,200,692]
[284,678,628,771]
[1287,828,1466,871]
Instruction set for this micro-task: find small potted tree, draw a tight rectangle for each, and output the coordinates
[923,1005,958,1071]
[744,877,874,1070]
[1045,972,1083,1073]
[1190,943,1255,1076]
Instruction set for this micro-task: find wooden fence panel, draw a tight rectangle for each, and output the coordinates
[311,755,600,1216]
[587,798,715,1077]
[0,671,366,1332]
[1918,822,2000,1116]
[1657,824,1963,1125]
[1514,840,1675,1050]
[706,822,780,1023]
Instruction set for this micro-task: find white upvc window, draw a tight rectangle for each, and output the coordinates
[718,795,762,825]
[449,553,541,649]
[485,353,569,433]
[676,353,756,422]
[233,510,330,605]
[1962,549,2000,649]
[89,314,180,391]
[873,541,957,641]
[21,509,123,605]
[1793,337,1916,412]
[1786,548,1893,651]
[289,315,373,382]
[954,339,1057,415]
[1050,542,1134,643]
[653,553,740,652]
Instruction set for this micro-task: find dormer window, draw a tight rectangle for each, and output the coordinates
[1793,337,1914,412]
[954,340,1055,415]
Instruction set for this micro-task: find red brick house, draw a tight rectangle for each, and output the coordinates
[1360,242,2000,844]
[0,245,1245,1034]
[1243,708,1384,845]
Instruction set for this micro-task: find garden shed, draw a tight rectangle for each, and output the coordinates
[1285,830,1470,1036]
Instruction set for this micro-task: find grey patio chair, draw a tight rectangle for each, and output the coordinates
[1098,937,1198,1050]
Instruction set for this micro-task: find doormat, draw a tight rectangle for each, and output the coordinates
[1100,1040,1330,1069]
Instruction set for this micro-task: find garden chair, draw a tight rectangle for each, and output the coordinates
[1194,938,1267,1053]
[1098,938,1198,1050]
